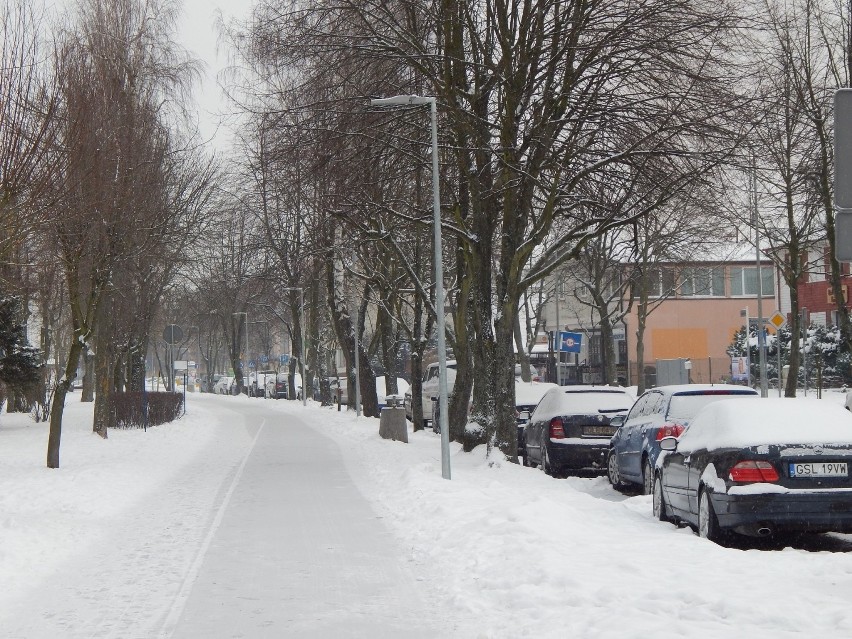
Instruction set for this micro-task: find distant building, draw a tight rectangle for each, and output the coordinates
[782,242,852,326]
[535,242,780,388]
[621,248,777,388]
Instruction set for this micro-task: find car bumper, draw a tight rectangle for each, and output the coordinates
[547,438,609,472]
[712,490,852,535]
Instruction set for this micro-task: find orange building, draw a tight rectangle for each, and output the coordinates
[622,253,778,387]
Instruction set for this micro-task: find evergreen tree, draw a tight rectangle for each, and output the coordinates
[0,294,41,409]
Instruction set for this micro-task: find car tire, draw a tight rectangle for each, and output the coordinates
[698,489,723,543]
[541,445,551,476]
[642,458,654,496]
[525,443,537,469]
[653,473,669,522]
[607,450,625,490]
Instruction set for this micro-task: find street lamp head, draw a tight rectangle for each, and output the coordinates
[370,95,434,107]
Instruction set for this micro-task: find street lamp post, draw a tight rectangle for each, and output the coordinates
[233,312,248,394]
[371,94,450,480]
[281,287,308,407]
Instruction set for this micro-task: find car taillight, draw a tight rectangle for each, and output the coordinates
[655,423,685,441]
[549,417,565,439]
[729,461,779,483]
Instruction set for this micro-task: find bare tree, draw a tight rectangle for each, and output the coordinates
[48,0,201,466]
[0,0,59,265]
[742,5,823,396]
[776,0,852,352]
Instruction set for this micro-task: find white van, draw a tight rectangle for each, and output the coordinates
[404,360,458,423]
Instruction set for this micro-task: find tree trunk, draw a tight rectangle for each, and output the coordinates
[785,282,801,398]
[81,351,95,402]
[378,298,399,395]
[636,293,649,394]
[593,291,617,385]
[452,280,476,449]
[356,293,379,417]
[325,247,379,416]
[92,306,114,438]
[47,336,84,468]
[127,340,145,393]
[514,316,531,382]
[492,308,520,460]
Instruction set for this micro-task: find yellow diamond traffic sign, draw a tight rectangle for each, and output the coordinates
[767,311,786,330]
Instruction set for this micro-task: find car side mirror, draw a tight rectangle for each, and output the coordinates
[609,414,626,428]
[659,436,678,451]
[518,410,531,423]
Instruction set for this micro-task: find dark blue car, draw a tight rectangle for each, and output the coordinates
[607,384,759,494]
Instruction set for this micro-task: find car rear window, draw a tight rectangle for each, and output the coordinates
[666,391,757,422]
[559,391,633,414]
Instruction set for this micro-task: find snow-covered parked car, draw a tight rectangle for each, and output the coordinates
[515,381,559,463]
[213,375,234,395]
[524,386,634,476]
[404,361,458,424]
[654,398,852,544]
[248,370,276,397]
[376,376,410,409]
[265,372,302,399]
[608,384,758,494]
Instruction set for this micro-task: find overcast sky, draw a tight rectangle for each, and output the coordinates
[177,0,254,151]
[43,0,254,152]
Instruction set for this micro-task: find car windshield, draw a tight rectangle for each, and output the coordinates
[666,391,757,422]
[560,391,632,414]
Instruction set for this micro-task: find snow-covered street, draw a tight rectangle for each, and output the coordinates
[3,393,852,638]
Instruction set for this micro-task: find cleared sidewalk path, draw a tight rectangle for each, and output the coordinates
[163,402,440,638]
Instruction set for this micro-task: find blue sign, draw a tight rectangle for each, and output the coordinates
[260,355,269,363]
[248,360,256,368]
[279,354,290,365]
[559,331,582,353]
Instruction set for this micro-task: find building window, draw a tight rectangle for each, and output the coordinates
[680,267,725,297]
[636,268,676,298]
[730,266,774,297]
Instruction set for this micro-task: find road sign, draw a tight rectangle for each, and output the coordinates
[279,354,290,365]
[767,311,786,330]
[260,355,269,363]
[162,324,183,344]
[559,331,582,353]
[248,360,256,368]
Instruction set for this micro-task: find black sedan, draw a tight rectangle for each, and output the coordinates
[524,386,633,477]
[654,398,852,544]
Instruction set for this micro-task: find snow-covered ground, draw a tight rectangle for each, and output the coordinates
[2,390,852,638]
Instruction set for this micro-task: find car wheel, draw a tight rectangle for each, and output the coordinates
[525,443,537,469]
[652,473,669,522]
[607,450,625,490]
[540,445,551,476]
[642,458,654,496]
[698,489,723,543]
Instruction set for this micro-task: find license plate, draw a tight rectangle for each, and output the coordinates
[583,426,613,436]
[789,462,848,478]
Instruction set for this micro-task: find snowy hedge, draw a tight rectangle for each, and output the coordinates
[113,392,183,429]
